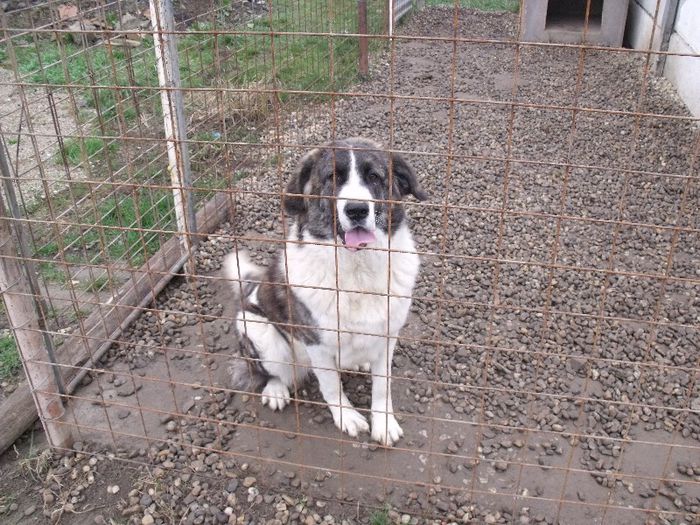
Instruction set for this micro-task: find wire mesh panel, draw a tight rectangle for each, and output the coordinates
[0,0,699,523]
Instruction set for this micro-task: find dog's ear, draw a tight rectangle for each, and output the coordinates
[390,152,428,201]
[284,149,320,215]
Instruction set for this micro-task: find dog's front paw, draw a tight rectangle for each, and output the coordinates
[331,406,369,437]
[261,379,290,411]
[371,412,404,446]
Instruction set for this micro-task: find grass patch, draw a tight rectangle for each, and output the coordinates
[38,262,69,284]
[84,275,111,293]
[37,189,175,266]
[426,0,519,10]
[0,334,21,382]
[59,137,117,166]
[1,0,387,116]
[369,507,391,525]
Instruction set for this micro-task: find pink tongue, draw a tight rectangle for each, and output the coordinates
[344,228,376,249]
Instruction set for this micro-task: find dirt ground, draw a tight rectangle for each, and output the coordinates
[1,6,700,525]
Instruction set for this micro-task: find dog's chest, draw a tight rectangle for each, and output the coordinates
[284,227,419,341]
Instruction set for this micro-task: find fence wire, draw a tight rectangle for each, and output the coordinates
[1,0,699,523]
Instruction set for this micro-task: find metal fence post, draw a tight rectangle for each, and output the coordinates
[149,0,197,259]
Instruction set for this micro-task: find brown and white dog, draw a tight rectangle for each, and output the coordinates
[224,137,427,446]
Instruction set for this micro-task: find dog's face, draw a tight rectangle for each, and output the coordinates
[283,138,428,249]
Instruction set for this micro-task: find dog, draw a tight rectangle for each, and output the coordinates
[224,137,427,446]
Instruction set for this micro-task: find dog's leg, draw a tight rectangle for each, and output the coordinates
[336,353,371,374]
[309,349,369,437]
[370,339,403,446]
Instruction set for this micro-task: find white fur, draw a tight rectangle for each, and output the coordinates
[271,223,417,446]
[225,178,419,448]
[336,150,376,233]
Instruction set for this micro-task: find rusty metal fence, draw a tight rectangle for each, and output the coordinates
[0,0,699,523]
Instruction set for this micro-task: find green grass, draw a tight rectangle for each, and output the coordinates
[59,137,117,166]
[369,508,390,525]
[0,334,21,382]
[38,262,69,284]
[36,190,175,267]
[426,0,519,10]
[1,0,386,117]
[4,0,386,272]
[84,275,111,293]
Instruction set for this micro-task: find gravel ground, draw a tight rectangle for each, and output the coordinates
[2,7,700,525]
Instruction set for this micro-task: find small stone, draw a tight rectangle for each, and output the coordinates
[24,505,36,516]
[142,515,155,525]
[495,460,508,472]
[243,476,256,487]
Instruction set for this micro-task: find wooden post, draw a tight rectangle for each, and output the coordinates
[149,0,197,258]
[358,0,369,77]
[0,182,72,449]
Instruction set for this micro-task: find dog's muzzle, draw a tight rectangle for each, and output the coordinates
[341,202,376,250]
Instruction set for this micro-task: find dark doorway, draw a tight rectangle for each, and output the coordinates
[546,0,604,31]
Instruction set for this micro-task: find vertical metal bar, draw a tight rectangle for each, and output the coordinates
[358,0,369,77]
[149,0,197,260]
[0,146,72,449]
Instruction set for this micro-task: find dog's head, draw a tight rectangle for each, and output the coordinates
[283,138,427,250]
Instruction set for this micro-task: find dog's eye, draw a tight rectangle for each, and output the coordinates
[366,171,381,183]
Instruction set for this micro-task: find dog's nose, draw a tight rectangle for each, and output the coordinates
[344,202,369,223]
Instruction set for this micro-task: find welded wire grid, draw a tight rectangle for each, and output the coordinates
[1,0,699,523]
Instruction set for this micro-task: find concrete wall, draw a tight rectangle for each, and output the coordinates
[663,1,700,117]
[626,0,700,117]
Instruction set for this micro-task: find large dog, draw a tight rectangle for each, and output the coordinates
[224,137,427,446]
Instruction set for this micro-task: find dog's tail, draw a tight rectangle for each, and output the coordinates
[228,348,269,394]
[224,250,269,392]
[222,250,263,298]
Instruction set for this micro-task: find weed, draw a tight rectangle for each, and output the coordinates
[19,446,53,482]
[0,494,17,515]
[105,11,119,27]
[38,262,69,284]
[59,137,117,166]
[84,275,111,293]
[369,507,391,525]
[0,334,21,381]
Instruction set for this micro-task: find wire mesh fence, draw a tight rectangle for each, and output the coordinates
[0,0,699,523]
